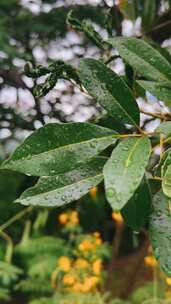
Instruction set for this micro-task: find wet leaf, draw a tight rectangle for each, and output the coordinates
[155,121,171,138]
[1,123,116,176]
[103,136,151,210]
[122,177,152,231]
[149,190,171,276]
[78,58,140,126]
[154,148,171,177]
[162,164,171,198]
[16,157,106,207]
[138,81,171,108]
[142,0,156,30]
[108,37,171,84]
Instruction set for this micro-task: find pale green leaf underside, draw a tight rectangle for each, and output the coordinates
[78,58,139,126]
[103,136,151,210]
[138,81,171,108]
[149,190,171,276]
[155,122,171,138]
[162,164,171,198]
[108,37,171,84]
[1,122,116,176]
[16,157,106,207]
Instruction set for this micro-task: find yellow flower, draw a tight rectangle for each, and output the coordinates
[78,239,94,251]
[72,282,83,292]
[90,186,98,199]
[112,212,124,226]
[93,232,100,238]
[82,276,99,292]
[166,277,171,286]
[144,255,157,267]
[63,274,75,286]
[70,211,79,225]
[58,256,71,272]
[165,289,171,299]
[95,237,102,246]
[58,213,68,225]
[92,259,102,275]
[75,258,89,269]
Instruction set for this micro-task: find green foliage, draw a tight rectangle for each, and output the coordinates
[28,292,126,304]
[2,4,171,277]
[2,123,115,176]
[78,58,140,126]
[2,1,171,301]
[122,177,152,231]
[103,137,151,210]
[16,157,106,207]
[138,81,171,109]
[108,37,171,84]
[150,191,171,276]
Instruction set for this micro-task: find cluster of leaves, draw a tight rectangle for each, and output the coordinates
[2,2,171,304]
[2,4,171,279]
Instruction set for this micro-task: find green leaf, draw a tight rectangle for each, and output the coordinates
[142,0,156,30]
[155,121,171,138]
[162,164,171,198]
[78,58,140,126]
[118,0,136,20]
[149,190,171,276]
[108,37,171,84]
[122,177,152,231]
[154,148,171,177]
[1,123,116,176]
[103,136,151,210]
[16,157,106,207]
[137,81,171,108]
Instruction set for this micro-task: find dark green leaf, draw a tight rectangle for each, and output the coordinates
[137,81,171,108]
[149,41,171,66]
[78,58,140,126]
[16,157,106,207]
[108,37,171,84]
[122,177,152,231]
[162,164,171,198]
[1,123,116,176]
[142,0,156,30]
[103,136,151,210]
[154,148,171,177]
[149,190,171,276]
[118,0,136,20]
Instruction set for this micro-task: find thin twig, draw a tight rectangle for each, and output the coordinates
[0,206,33,233]
[140,109,169,120]
[0,230,13,263]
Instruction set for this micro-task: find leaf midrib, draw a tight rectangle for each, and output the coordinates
[98,77,139,127]
[124,138,141,173]
[82,60,139,127]
[3,134,116,167]
[111,40,171,83]
[18,173,103,202]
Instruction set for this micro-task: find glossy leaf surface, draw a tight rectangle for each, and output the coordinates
[103,136,151,210]
[155,122,171,138]
[138,81,171,107]
[1,123,116,176]
[162,164,171,198]
[16,157,106,207]
[149,190,171,276]
[154,148,171,177]
[78,58,140,126]
[108,37,171,84]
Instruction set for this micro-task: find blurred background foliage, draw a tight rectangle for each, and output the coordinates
[1,0,171,303]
